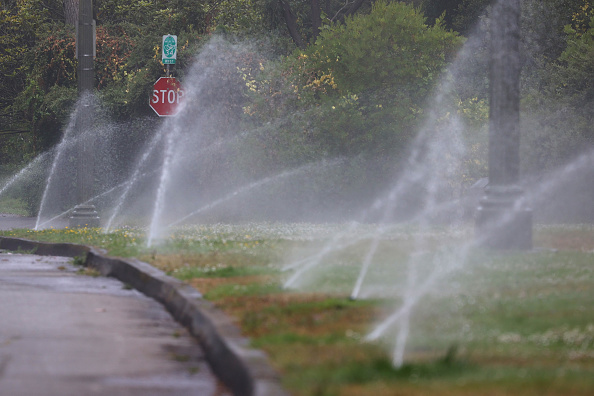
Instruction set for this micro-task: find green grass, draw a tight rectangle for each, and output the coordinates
[172,263,278,280]
[0,197,28,216]
[1,223,594,395]
[0,227,143,257]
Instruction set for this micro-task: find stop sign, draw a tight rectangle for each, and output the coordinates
[149,77,185,117]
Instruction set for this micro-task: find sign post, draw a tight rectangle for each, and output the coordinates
[70,0,100,228]
[149,77,185,117]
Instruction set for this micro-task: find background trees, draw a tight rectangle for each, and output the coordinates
[276,0,371,47]
[1,0,594,208]
[1,0,207,161]
[246,1,462,158]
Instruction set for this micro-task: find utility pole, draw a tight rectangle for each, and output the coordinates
[69,0,100,228]
[475,0,532,249]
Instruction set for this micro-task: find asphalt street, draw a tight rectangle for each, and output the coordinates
[0,252,230,396]
[0,214,37,231]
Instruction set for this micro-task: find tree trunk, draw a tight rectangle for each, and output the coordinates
[64,0,79,26]
[279,0,305,49]
[311,0,321,41]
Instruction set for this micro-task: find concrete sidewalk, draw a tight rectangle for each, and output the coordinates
[0,252,230,396]
[0,221,288,396]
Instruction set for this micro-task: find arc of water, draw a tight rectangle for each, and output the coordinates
[0,151,51,198]
[351,237,383,299]
[391,247,420,367]
[35,107,85,230]
[284,104,455,292]
[527,150,594,206]
[365,124,466,366]
[147,124,178,247]
[365,243,471,340]
[283,178,418,290]
[350,183,414,299]
[365,258,450,342]
[281,124,439,278]
[35,170,157,229]
[281,223,379,273]
[283,245,337,289]
[392,312,411,367]
[370,159,592,366]
[351,199,468,299]
[355,23,549,366]
[282,191,465,278]
[167,158,344,229]
[152,132,257,230]
[283,179,410,290]
[104,131,164,232]
[377,192,554,363]
[289,126,443,293]
[355,111,466,299]
[145,127,261,243]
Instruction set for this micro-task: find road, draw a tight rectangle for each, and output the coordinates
[0,214,37,231]
[0,252,230,396]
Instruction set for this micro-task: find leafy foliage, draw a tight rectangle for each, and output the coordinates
[247,1,463,158]
[421,0,465,30]
[520,2,594,174]
[1,0,594,207]
[0,1,64,165]
[559,15,594,104]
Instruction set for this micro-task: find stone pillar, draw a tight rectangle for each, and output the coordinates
[70,0,99,228]
[475,0,532,249]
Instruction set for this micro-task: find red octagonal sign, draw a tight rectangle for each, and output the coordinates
[149,77,185,117]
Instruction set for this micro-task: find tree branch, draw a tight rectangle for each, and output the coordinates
[334,0,368,23]
[345,0,367,16]
[0,130,30,136]
[331,0,354,22]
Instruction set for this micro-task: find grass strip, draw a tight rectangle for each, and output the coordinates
[2,224,594,395]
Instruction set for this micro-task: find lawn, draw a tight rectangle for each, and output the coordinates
[0,198,29,216]
[1,223,593,395]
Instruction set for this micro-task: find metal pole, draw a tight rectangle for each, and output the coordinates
[70,0,99,228]
[475,0,532,249]
[77,0,94,96]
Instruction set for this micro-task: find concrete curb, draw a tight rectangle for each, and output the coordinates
[0,236,288,396]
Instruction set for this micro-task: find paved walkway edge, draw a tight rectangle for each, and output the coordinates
[0,236,288,396]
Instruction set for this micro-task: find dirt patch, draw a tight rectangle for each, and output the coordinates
[536,229,594,251]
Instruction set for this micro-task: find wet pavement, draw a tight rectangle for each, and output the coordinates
[0,252,230,396]
[0,214,37,231]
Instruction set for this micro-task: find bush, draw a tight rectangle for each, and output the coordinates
[246,0,463,158]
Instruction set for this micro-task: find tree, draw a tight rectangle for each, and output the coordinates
[448,0,489,34]
[520,1,594,174]
[421,0,465,30]
[1,0,209,159]
[279,0,305,47]
[0,0,65,153]
[558,15,594,108]
[63,0,78,25]
[278,0,370,48]
[247,0,463,157]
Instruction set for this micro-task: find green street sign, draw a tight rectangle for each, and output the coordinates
[162,35,177,64]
